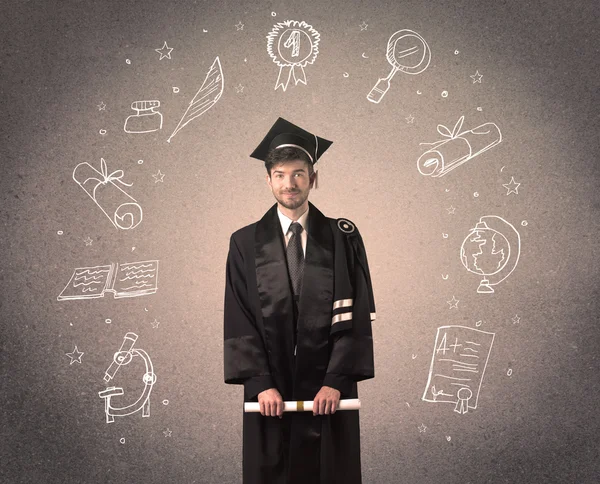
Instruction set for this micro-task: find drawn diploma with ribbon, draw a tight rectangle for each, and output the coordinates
[267,20,320,91]
[417,116,502,177]
[422,326,495,414]
[73,158,142,229]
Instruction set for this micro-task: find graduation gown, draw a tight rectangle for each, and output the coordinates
[224,202,375,484]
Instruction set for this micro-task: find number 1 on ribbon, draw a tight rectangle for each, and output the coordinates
[284,30,301,57]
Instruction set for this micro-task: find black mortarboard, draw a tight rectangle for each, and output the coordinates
[250,117,333,165]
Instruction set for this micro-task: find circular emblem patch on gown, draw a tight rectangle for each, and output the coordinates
[337,218,356,234]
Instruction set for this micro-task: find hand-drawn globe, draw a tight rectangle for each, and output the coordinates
[460,216,520,293]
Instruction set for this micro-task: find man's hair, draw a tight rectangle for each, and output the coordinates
[265,147,314,177]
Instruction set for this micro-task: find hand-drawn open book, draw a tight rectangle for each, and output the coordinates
[57,260,159,301]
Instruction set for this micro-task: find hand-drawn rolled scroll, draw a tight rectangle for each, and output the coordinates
[417,116,502,177]
[267,20,320,91]
[73,158,143,230]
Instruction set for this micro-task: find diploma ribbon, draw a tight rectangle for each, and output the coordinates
[83,158,134,201]
[420,115,467,150]
[454,387,472,414]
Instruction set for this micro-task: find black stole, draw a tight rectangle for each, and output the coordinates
[254,201,335,482]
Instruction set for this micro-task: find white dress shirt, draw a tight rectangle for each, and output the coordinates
[277,205,309,257]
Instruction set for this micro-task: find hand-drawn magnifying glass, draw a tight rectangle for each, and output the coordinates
[367,29,431,104]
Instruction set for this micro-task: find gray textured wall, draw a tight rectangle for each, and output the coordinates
[1,0,598,482]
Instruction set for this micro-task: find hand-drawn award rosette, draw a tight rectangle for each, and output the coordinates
[73,158,143,230]
[267,20,320,91]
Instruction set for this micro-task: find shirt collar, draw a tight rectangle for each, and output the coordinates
[277,205,309,237]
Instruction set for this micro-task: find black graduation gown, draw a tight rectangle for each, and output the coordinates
[224,202,375,484]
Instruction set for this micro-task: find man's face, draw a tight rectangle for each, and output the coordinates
[266,159,315,210]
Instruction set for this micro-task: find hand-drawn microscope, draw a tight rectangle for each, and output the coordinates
[98,332,156,423]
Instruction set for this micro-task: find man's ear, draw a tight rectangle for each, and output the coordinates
[266,172,272,188]
[310,170,318,189]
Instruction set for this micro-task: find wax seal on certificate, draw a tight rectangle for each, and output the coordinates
[267,20,320,91]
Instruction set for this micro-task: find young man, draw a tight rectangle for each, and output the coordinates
[223,117,375,484]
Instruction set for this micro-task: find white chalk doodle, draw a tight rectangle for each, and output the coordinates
[359,21,368,31]
[267,20,320,91]
[105,318,112,324]
[367,29,431,104]
[163,400,169,405]
[417,116,502,177]
[362,53,369,58]
[512,315,521,324]
[120,438,126,444]
[152,170,165,183]
[163,428,173,437]
[418,423,427,433]
[66,346,84,365]
[442,274,449,280]
[460,215,521,294]
[235,21,244,31]
[57,230,63,235]
[124,101,163,133]
[83,236,93,246]
[474,192,479,198]
[99,129,107,135]
[521,221,528,226]
[343,72,349,78]
[406,114,415,124]
[442,233,448,239]
[155,41,173,60]
[126,59,131,65]
[98,332,156,423]
[57,260,159,301]
[441,90,448,98]
[235,83,244,93]
[502,176,520,195]
[97,102,106,111]
[447,205,456,214]
[167,56,223,142]
[447,296,459,309]
[73,158,143,230]
[150,319,160,329]
[422,325,495,414]
[470,70,483,83]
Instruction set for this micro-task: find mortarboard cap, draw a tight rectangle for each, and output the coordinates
[250,117,333,165]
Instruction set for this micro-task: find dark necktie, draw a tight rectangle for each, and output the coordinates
[286,222,304,297]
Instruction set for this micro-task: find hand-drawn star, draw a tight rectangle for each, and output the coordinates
[512,314,521,324]
[359,21,368,31]
[447,296,459,309]
[153,170,165,183]
[163,428,173,437]
[470,70,483,83]
[418,423,427,433]
[150,319,160,329]
[97,102,106,111]
[405,114,415,124]
[235,21,244,31]
[66,346,84,365]
[446,205,456,214]
[155,41,173,60]
[83,236,93,246]
[235,83,245,93]
[503,176,520,195]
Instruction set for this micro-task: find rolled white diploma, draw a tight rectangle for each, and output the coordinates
[244,398,361,413]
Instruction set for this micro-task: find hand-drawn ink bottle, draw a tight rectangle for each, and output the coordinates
[124,100,163,133]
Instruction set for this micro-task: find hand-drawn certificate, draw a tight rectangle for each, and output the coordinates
[422,325,495,414]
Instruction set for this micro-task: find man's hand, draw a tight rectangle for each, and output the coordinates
[313,386,341,415]
[257,388,284,418]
